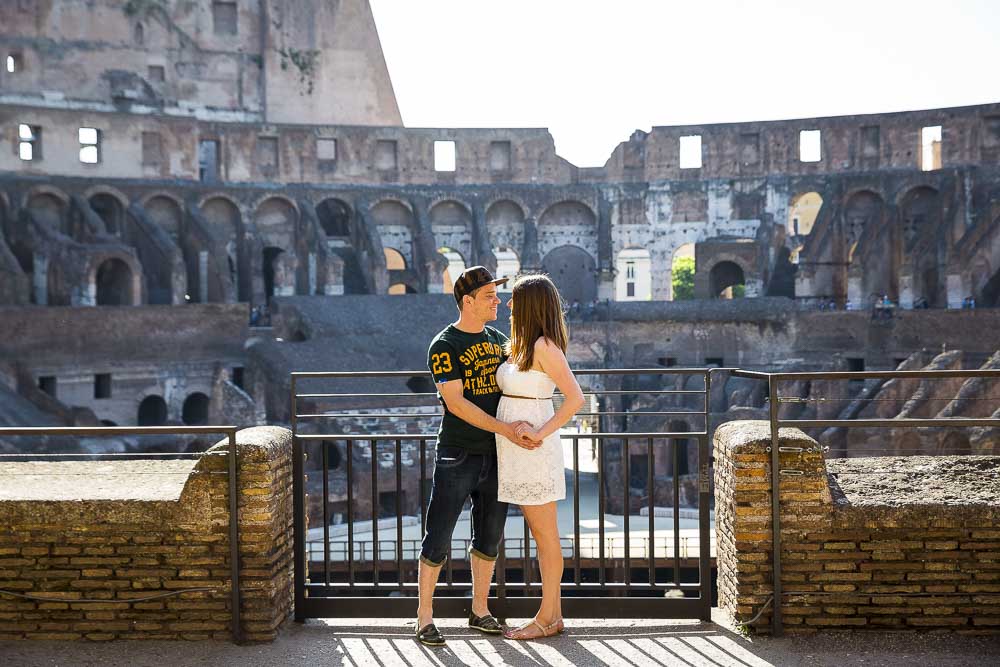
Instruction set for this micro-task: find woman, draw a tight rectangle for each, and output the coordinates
[495,274,585,640]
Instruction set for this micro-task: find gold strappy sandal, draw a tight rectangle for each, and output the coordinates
[503,617,565,640]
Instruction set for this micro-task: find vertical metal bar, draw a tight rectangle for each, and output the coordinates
[371,439,379,585]
[420,440,427,534]
[291,377,305,623]
[672,435,681,587]
[647,436,654,587]
[573,436,581,586]
[227,428,241,642]
[346,440,354,586]
[598,437,605,586]
[768,376,784,636]
[523,514,531,591]
[322,441,331,587]
[395,439,403,590]
[496,537,506,605]
[623,437,630,588]
[700,370,713,619]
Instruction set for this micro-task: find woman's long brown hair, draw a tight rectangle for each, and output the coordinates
[505,274,569,372]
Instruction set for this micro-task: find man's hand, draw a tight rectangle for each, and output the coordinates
[506,420,542,449]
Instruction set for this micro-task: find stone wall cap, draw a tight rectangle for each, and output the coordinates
[714,420,815,453]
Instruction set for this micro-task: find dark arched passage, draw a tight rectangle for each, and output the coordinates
[96,258,133,306]
[541,245,597,304]
[138,395,168,426]
[182,392,210,425]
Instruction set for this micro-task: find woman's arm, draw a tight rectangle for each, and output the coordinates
[525,337,585,440]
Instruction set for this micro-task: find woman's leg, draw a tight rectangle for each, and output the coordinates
[521,501,563,624]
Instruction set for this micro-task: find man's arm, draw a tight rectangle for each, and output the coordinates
[437,380,540,449]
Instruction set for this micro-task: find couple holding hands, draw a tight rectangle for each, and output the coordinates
[416,266,585,646]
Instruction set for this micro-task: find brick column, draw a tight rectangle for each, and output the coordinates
[714,420,832,633]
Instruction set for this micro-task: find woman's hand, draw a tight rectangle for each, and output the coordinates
[511,421,542,449]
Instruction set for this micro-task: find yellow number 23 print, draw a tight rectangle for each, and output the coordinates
[431,352,452,375]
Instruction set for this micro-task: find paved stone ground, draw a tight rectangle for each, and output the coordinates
[2,610,998,666]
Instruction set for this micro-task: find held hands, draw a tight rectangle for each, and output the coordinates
[508,420,543,449]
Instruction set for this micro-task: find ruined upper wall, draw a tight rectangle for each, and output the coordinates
[602,104,1000,181]
[0,0,400,126]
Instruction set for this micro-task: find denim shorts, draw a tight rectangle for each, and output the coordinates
[419,444,509,567]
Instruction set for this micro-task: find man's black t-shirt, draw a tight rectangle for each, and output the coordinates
[427,324,508,453]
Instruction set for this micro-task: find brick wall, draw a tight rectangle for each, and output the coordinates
[0,426,293,641]
[715,420,1000,634]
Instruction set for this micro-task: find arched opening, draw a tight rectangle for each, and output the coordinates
[671,243,695,301]
[316,199,352,237]
[201,196,243,300]
[538,201,598,265]
[253,197,298,253]
[144,195,183,240]
[27,193,67,236]
[138,395,168,426]
[182,392,210,425]
[134,22,144,45]
[384,247,409,295]
[486,201,526,256]
[439,247,466,293]
[494,246,520,292]
[710,261,746,299]
[430,201,473,264]
[95,258,133,306]
[263,247,284,302]
[980,266,1000,307]
[541,245,596,305]
[371,201,416,267]
[615,248,651,301]
[89,193,124,236]
[787,192,823,237]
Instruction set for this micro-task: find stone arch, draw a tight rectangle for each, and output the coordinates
[316,198,352,237]
[384,247,406,270]
[370,199,417,266]
[844,189,891,306]
[84,187,129,236]
[541,245,597,305]
[25,187,69,235]
[143,194,184,240]
[616,247,652,300]
[709,260,746,298]
[200,195,243,300]
[182,392,210,425]
[262,246,297,301]
[137,395,168,426]
[977,263,1000,307]
[93,257,137,306]
[253,196,298,250]
[900,186,940,250]
[486,199,527,258]
[429,200,473,264]
[537,200,598,263]
[787,191,823,237]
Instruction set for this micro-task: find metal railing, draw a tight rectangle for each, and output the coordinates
[730,368,1000,636]
[0,426,242,643]
[291,368,715,619]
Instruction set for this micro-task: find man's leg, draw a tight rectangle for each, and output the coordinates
[468,453,509,619]
[417,448,476,631]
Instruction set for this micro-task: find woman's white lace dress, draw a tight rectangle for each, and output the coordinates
[495,361,566,505]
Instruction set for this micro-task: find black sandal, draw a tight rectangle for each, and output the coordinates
[415,622,446,647]
[468,612,504,635]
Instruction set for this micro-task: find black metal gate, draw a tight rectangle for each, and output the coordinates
[291,368,714,620]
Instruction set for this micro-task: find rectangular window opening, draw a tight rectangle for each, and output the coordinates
[920,125,942,171]
[256,136,279,177]
[846,357,865,372]
[489,140,511,171]
[626,282,636,297]
[434,140,456,172]
[18,124,41,161]
[861,125,880,158]
[147,65,165,82]
[317,138,337,161]
[375,139,397,171]
[198,139,220,182]
[232,367,245,390]
[739,132,760,165]
[799,129,822,162]
[79,127,101,164]
[38,376,56,397]
[212,1,238,35]
[6,52,22,73]
[679,135,702,169]
[142,131,162,166]
[94,373,112,399]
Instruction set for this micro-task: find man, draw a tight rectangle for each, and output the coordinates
[416,266,539,647]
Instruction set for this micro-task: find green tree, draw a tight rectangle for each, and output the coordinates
[672,257,695,300]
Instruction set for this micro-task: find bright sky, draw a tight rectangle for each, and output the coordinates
[369,0,1000,168]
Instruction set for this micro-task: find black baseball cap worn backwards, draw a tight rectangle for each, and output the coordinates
[453,265,508,304]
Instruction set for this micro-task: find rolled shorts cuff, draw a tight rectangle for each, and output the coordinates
[469,546,499,562]
[419,553,447,568]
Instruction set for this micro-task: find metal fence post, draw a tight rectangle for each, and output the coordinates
[228,428,242,643]
[767,375,783,636]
